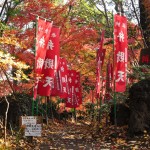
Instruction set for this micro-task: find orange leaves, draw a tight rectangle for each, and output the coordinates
[1,0,114,99]
[0,51,28,68]
[60,18,99,74]
[17,51,34,65]
[0,36,27,49]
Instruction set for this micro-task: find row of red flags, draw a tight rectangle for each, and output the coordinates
[33,14,128,106]
[34,18,82,108]
[96,14,128,102]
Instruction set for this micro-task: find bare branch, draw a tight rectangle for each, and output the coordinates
[131,0,148,48]
[101,0,110,28]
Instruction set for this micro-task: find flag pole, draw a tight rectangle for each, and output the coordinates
[30,13,51,22]
[32,100,34,115]
[32,16,39,116]
[112,12,117,126]
[98,74,102,123]
[96,96,99,121]
[99,76,104,123]
[99,94,102,123]
[73,94,76,123]
[113,80,117,126]
[36,98,39,116]
[45,96,48,124]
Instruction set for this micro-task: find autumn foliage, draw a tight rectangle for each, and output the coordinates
[0,0,144,103]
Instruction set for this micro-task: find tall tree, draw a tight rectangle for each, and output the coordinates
[139,0,150,47]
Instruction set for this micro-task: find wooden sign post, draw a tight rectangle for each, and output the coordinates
[20,116,42,138]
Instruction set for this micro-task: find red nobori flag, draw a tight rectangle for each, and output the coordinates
[75,72,82,105]
[96,62,101,98]
[66,70,80,108]
[96,30,105,97]
[101,79,106,104]
[35,18,53,75]
[51,71,61,96]
[107,63,113,89]
[97,30,105,62]
[114,14,128,92]
[101,49,106,67]
[34,18,52,99]
[37,27,60,96]
[58,58,68,98]
[51,58,68,98]
[105,63,113,101]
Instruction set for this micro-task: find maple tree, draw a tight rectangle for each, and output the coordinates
[0,0,101,99]
[0,23,29,95]
[0,0,145,107]
[0,0,150,149]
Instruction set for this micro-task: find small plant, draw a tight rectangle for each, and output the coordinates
[15,128,24,145]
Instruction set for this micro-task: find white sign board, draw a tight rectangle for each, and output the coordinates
[21,116,42,137]
[21,116,37,125]
[25,124,42,137]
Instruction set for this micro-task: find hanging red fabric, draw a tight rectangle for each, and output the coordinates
[96,30,105,98]
[37,27,60,96]
[114,14,128,92]
[51,58,68,98]
[65,70,81,108]
[35,18,53,75]
[34,18,53,99]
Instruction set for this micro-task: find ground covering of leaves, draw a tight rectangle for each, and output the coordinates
[1,119,150,150]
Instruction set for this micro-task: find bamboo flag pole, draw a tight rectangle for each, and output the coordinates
[99,68,102,123]
[45,97,48,124]
[112,12,117,126]
[96,97,99,121]
[30,13,51,23]
[113,81,117,126]
[32,16,39,116]
[98,71,103,123]
[50,97,54,122]
[36,98,39,115]
[99,93,102,123]
[32,100,34,116]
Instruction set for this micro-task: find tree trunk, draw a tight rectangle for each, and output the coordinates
[4,96,9,142]
[139,0,150,47]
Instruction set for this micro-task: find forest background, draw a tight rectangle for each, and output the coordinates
[0,0,150,147]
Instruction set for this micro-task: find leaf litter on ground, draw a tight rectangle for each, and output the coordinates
[1,119,150,149]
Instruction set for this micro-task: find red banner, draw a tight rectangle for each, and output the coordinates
[96,65,101,97]
[34,19,53,99]
[114,14,128,92]
[101,49,106,67]
[107,63,113,90]
[66,70,76,108]
[105,63,113,101]
[35,18,53,75]
[58,58,68,98]
[37,27,60,96]
[102,79,106,104]
[96,30,105,97]
[66,70,81,108]
[51,71,61,96]
[74,72,82,105]
[51,58,68,98]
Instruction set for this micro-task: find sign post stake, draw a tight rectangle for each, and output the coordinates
[36,98,39,116]
[32,100,34,116]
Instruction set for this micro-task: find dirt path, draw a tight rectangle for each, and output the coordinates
[8,120,150,149]
[34,121,150,150]
[36,122,100,150]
